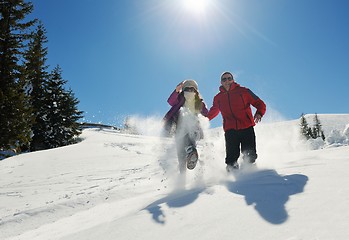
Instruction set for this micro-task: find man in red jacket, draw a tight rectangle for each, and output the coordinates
[207,71,266,171]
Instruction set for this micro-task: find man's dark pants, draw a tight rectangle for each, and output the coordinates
[224,126,257,166]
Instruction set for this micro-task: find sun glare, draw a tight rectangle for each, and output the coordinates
[183,0,210,15]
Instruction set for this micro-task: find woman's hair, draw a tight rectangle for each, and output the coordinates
[194,94,203,112]
[180,90,203,113]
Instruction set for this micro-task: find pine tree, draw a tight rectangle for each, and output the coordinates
[320,130,325,141]
[300,113,326,141]
[312,114,325,141]
[300,114,312,140]
[23,22,50,151]
[0,0,36,152]
[60,88,83,144]
[42,66,83,149]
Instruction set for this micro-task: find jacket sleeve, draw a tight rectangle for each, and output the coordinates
[167,90,180,106]
[247,89,266,116]
[207,95,220,120]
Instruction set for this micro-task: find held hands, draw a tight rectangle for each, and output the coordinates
[175,82,184,93]
[254,113,262,123]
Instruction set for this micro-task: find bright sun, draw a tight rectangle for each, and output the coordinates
[183,0,210,15]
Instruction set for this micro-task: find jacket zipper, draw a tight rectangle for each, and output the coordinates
[227,92,238,129]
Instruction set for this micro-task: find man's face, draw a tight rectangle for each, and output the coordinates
[221,73,234,91]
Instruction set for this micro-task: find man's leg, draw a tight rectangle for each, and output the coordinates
[241,127,258,164]
[225,129,240,167]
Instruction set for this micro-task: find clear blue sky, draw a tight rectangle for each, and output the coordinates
[30,0,349,128]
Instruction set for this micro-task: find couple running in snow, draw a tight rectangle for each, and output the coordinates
[163,71,266,174]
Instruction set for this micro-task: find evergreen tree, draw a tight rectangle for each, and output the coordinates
[300,113,326,141]
[23,22,50,151]
[312,114,325,141]
[320,130,326,141]
[300,114,312,140]
[60,88,83,143]
[43,66,83,149]
[0,0,36,152]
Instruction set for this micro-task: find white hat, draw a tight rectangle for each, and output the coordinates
[182,80,198,91]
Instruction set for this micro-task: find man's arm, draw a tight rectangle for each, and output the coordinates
[207,96,220,120]
[247,89,266,122]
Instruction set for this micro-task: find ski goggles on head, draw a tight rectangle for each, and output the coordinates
[183,87,196,92]
[221,76,233,82]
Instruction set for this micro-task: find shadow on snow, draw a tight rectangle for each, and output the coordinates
[225,169,309,224]
[144,187,205,224]
[144,168,308,225]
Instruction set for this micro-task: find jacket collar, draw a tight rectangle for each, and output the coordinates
[219,82,240,92]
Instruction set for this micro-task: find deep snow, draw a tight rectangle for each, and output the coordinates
[1,114,349,240]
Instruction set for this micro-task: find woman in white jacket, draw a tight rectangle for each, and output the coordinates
[163,80,208,173]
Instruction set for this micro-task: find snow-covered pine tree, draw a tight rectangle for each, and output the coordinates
[312,113,325,140]
[42,65,83,149]
[320,130,325,141]
[23,22,50,151]
[300,113,326,141]
[0,0,36,153]
[312,114,320,138]
[300,114,312,140]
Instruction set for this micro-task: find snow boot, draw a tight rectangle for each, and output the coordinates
[226,162,239,172]
[185,146,199,170]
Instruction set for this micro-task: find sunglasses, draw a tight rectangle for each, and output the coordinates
[221,76,233,82]
[184,87,196,92]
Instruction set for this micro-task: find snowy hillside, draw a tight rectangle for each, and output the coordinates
[1,114,349,240]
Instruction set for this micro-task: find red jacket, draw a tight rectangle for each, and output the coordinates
[208,83,266,131]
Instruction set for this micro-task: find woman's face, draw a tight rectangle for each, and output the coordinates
[183,87,197,101]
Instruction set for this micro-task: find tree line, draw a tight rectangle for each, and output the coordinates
[300,113,325,141]
[1,0,83,158]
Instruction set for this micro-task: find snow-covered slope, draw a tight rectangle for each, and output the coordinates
[1,114,349,240]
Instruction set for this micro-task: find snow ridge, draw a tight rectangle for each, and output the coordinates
[1,114,349,240]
